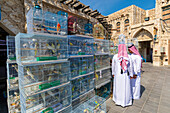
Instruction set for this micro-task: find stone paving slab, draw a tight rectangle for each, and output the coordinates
[106,63,170,113]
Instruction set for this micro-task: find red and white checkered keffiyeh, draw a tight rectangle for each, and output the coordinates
[118,44,129,72]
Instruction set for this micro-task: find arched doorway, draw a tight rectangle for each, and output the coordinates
[133,29,153,62]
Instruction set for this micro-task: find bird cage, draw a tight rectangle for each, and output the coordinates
[94,39,110,54]
[70,56,94,79]
[72,89,95,109]
[7,61,21,113]
[71,74,94,100]
[6,36,16,60]
[57,13,68,35]
[94,54,110,71]
[20,82,71,113]
[84,23,93,35]
[68,35,94,56]
[15,33,68,64]
[109,40,115,55]
[18,61,70,97]
[72,95,106,113]
[95,68,111,89]
[95,82,111,99]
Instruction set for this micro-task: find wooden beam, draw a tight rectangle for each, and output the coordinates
[84,10,91,14]
[71,1,79,7]
[82,5,90,12]
[65,0,74,5]
[88,9,97,15]
[74,4,84,10]
[60,0,68,3]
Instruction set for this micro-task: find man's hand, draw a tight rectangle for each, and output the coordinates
[113,75,114,78]
[133,75,137,79]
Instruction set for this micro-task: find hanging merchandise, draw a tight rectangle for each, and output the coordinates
[84,23,93,36]
[68,16,77,34]
[93,23,105,39]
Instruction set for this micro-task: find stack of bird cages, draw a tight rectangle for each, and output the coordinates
[15,33,68,64]
[6,36,21,113]
[72,95,106,113]
[71,73,94,100]
[68,35,95,56]
[18,61,71,113]
[6,36,16,60]
[94,39,110,55]
[70,56,94,79]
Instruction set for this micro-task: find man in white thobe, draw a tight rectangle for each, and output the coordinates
[112,39,133,107]
[128,44,142,99]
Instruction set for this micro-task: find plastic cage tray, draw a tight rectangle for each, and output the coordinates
[70,56,94,79]
[20,83,71,113]
[94,39,110,54]
[68,35,95,56]
[18,60,70,97]
[71,73,94,100]
[7,61,19,90]
[94,54,110,71]
[15,33,68,64]
[72,95,106,113]
[6,36,16,60]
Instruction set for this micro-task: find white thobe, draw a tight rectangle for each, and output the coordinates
[130,54,142,99]
[112,54,133,107]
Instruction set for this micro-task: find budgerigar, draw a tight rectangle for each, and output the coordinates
[26,68,35,80]
[46,43,56,54]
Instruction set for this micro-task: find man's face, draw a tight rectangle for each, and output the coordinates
[128,49,133,54]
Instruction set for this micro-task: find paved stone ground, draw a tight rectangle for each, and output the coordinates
[106,63,170,113]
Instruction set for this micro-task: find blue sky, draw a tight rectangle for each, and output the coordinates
[79,0,155,16]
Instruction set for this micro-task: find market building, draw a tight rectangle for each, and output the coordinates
[107,0,170,66]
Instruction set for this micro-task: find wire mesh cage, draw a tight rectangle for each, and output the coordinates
[18,60,70,97]
[84,23,93,35]
[68,16,77,35]
[109,40,116,55]
[7,61,19,90]
[95,68,111,88]
[72,90,95,109]
[20,83,71,113]
[7,89,20,113]
[72,95,106,113]
[94,54,110,71]
[68,35,95,56]
[27,7,44,34]
[94,39,110,54]
[95,82,111,99]
[6,36,16,60]
[15,33,68,64]
[27,7,68,35]
[71,74,94,100]
[70,56,94,79]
